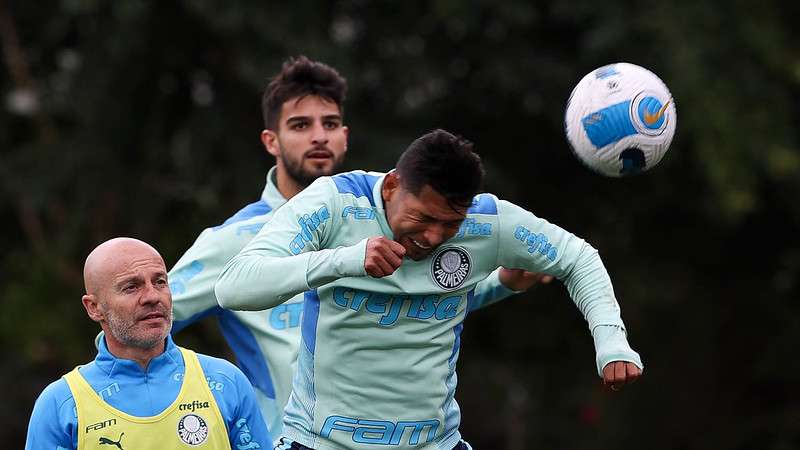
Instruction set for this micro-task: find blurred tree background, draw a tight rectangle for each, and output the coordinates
[2,0,799,448]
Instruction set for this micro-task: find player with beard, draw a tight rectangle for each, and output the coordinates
[26,238,270,450]
[163,56,546,438]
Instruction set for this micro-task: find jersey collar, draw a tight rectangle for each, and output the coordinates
[95,334,183,378]
[372,172,394,239]
[261,166,288,210]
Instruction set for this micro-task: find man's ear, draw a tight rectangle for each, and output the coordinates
[82,294,104,323]
[261,129,280,158]
[382,171,399,203]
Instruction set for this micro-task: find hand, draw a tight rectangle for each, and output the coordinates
[602,361,642,392]
[364,237,406,277]
[498,268,554,292]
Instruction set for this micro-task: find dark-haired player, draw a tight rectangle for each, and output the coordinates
[217,129,643,449]
[166,58,542,437]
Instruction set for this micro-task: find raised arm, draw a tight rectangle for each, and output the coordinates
[170,216,267,332]
[470,267,554,312]
[215,178,367,311]
[469,268,516,312]
[495,198,643,383]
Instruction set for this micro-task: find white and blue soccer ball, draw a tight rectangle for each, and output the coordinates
[565,62,676,177]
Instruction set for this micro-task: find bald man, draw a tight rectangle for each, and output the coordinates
[25,237,271,450]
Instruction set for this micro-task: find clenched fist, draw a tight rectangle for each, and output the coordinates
[602,361,642,392]
[364,237,406,277]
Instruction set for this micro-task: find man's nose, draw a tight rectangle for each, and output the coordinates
[423,224,447,247]
[140,283,163,304]
[311,122,329,146]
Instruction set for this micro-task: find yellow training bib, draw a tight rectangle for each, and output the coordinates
[64,347,231,450]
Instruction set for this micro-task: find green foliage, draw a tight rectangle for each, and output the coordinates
[2,0,799,448]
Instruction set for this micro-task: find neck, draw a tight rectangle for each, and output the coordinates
[104,334,166,370]
[275,167,304,200]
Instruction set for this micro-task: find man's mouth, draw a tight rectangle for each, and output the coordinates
[138,311,166,322]
[410,238,431,250]
[305,149,333,160]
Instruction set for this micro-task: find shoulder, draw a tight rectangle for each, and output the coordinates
[170,204,275,272]
[329,170,383,203]
[196,207,274,246]
[474,194,532,218]
[467,193,534,217]
[212,199,275,233]
[195,353,249,388]
[287,170,385,212]
[27,376,76,449]
[463,194,537,240]
[194,352,261,408]
[35,377,74,410]
[29,376,75,425]
[467,193,500,216]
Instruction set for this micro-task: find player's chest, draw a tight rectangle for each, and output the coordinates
[318,245,492,328]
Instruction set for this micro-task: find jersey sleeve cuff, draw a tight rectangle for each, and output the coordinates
[592,324,644,377]
[334,238,369,277]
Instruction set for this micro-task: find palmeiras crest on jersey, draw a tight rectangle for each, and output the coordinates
[177,413,209,446]
[430,246,472,291]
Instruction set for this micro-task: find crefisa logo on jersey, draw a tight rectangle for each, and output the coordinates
[177,413,209,446]
[430,246,471,291]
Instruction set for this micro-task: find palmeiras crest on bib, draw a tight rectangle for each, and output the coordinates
[177,413,209,446]
[430,246,472,291]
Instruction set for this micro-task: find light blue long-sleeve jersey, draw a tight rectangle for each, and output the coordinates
[25,335,271,450]
[215,170,643,450]
[167,167,516,438]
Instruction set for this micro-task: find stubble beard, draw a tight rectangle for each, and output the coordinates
[280,146,344,189]
[104,307,173,350]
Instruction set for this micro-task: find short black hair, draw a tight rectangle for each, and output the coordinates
[261,56,347,130]
[396,129,484,209]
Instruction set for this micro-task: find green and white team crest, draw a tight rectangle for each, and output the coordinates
[177,413,209,446]
[430,246,472,291]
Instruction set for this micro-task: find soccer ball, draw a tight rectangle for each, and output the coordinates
[564,63,676,177]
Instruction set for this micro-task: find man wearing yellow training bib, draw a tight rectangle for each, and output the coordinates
[25,238,271,450]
